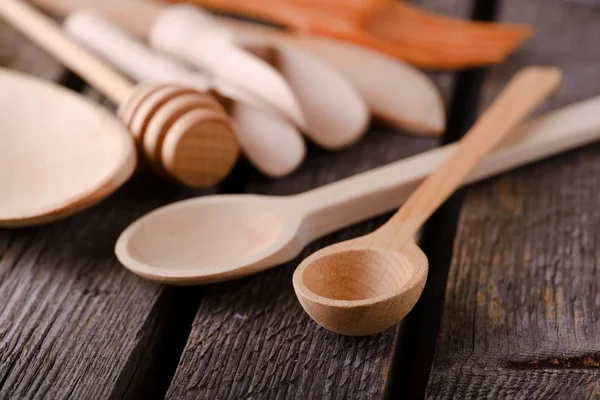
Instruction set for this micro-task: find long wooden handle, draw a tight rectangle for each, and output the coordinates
[64,10,211,90]
[295,67,575,240]
[64,11,265,107]
[0,0,132,104]
[379,67,562,246]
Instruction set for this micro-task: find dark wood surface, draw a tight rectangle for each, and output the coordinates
[426,0,600,398]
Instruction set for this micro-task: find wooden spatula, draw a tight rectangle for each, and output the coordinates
[160,0,532,68]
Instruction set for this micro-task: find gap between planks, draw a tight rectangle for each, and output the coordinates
[386,0,500,398]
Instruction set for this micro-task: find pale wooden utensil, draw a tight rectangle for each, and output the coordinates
[30,1,305,128]
[0,68,136,227]
[221,18,445,136]
[150,5,369,149]
[65,11,305,178]
[29,0,437,138]
[293,67,561,336]
[115,68,600,291]
[0,0,239,188]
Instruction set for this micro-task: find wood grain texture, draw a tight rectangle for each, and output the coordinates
[427,0,600,398]
[0,177,212,399]
[0,24,207,399]
[165,1,472,397]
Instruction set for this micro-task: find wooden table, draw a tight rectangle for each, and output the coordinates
[1,0,599,398]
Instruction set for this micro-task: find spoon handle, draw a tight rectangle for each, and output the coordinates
[64,11,211,90]
[0,0,132,104]
[291,67,580,241]
[376,67,562,247]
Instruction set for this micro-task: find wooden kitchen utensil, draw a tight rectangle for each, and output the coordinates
[221,18,445,136]
[0,68,136,227]
[114,67,600,291]
[151,5,369,149]
[0,0,239,188]
[293,67,560,335]
[30,4,304,128]
[31,0,443,136]
[65,10,305,178]
[160,0,532,69]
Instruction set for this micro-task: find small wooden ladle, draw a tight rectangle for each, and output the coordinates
[293,67,561,335]
[115,67,567,292]
[0,0,240,188]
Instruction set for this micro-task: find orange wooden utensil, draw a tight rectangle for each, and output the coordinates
[161,0,532,69]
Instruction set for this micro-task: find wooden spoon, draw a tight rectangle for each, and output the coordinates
[65,10,305,178]
[293,67,561,336]
[0,68,136,227]
[31,0,444,136]
[0,0,240,188]
[113,68,600,290]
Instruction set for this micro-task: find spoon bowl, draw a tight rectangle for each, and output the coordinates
[0,68,136,227]
[115,195,303,284]
[293,241,428,335]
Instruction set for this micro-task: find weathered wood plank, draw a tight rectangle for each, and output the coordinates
[427,0,600,398]
[166,1,474,398]
[0,25,206,399]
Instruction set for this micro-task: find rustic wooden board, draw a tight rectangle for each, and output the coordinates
[165,1,475,398]
[426,0,600,398]
[0,25,209,399]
